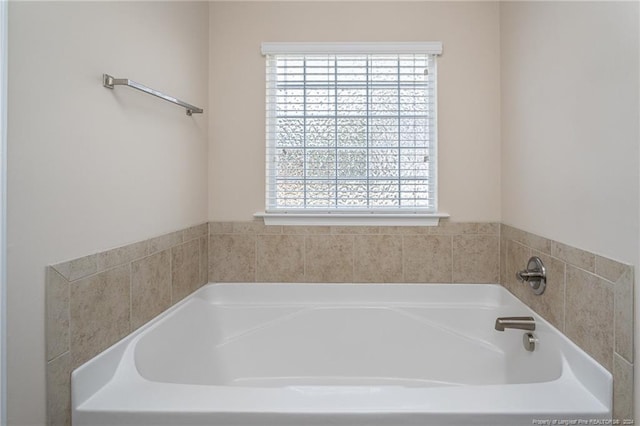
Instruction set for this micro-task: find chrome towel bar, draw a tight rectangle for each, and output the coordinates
[102,74,203,116]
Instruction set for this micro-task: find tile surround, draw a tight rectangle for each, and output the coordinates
[500,224,634,420]
[256,234,305,282]
[69,264,131,369]
[354,234,404,283]
[209,220,501,284]
[305,235,354,283]
[403,235,452,283]
[45,220,634,424]
[46,223,208,426]
[452,235,499,283]
[46,268,70,361]
[130,250,171,331]
[614,353,634,421]
[565,265,614,372]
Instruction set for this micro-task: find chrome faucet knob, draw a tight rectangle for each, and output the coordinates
[516,256,546,295]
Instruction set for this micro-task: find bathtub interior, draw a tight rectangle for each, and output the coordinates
[134,284,563,388]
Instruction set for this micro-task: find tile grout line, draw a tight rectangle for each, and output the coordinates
[401,235,405,282]
[497,228,502,286]
[449,234,453,283]
[128,262,133,333]
[352,234,356,283]
[561,261,566,333]
[613,263,617,367]
[46,349,70,366]
[169,245,174,304]
[303,235,307,283]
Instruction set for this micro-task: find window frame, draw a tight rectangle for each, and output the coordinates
[258,42,448,226]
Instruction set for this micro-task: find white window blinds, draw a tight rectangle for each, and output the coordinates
[264,42,440,214]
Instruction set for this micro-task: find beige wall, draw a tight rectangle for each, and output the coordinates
[500,0,639,417]
[500,1,639,266]
[209,1,501,222]
[7,2,209,424]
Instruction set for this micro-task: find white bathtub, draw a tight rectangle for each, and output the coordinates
[72,283,612,426]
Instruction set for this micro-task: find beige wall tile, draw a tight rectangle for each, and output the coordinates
[404,235,452,283]
[46,268,69,361]
[131,251,171,330]
[70,265,130,369]
[183,223,208,241]
[256,234,305,282]
[305,235,354,282]
[552,241,595,272]
[477,222,499,234]
[615,268,634,363]
[199,236,208,286]
[528,251,566,332]
[504,239,531,300]
[148,230,183,255]
[284,225,331,235]
[46,352,70,426]
[500,236,507,286]
[502,225,552,254]
[522,230,553,255]
[430,221,478,235]
[353,235,403,283]
[52,254,97,282]
[613,353,634,421]
[452,235,499,283]
[331,226,381,235]
[233,221,282,235]
[96,240,147,272]
[384,226,431,235]
[596,256,630,284]
[209,221,233,234]
[209,234,256,282]
[172,239,201,302]
[565,265,614,372]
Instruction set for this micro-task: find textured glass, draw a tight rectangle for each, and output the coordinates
[276,88,304,116]
[307,182,336,208]
[275,180,304,208]
[337,118,366,147]
[306,118,335,148]
[276,148,304,178]
[337,181,368,207]
[399,118,428,147]
[337,88,367,116]
[337,149,367,179]
[401,181,430,207]
[267,53,435,211]
[306,88,335,116]
[369,180,400,207]
[276,118,304,148]
[400,148,429,178]
[370,149,400,178]
[370,88,399,116]
[306,149,336,179]
[370,118,399,148]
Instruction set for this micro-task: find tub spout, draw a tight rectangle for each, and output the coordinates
[495,316,535,331]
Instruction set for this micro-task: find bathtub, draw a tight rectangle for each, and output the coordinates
[72,283,612,426]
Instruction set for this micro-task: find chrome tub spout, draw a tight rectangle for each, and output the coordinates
[495,316,535,331]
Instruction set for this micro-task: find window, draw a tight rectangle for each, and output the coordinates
[261,42,444,225]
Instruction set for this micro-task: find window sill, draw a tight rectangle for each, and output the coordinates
[254,212,450,227]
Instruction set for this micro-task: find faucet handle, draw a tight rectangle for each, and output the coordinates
[516,256,546,296]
